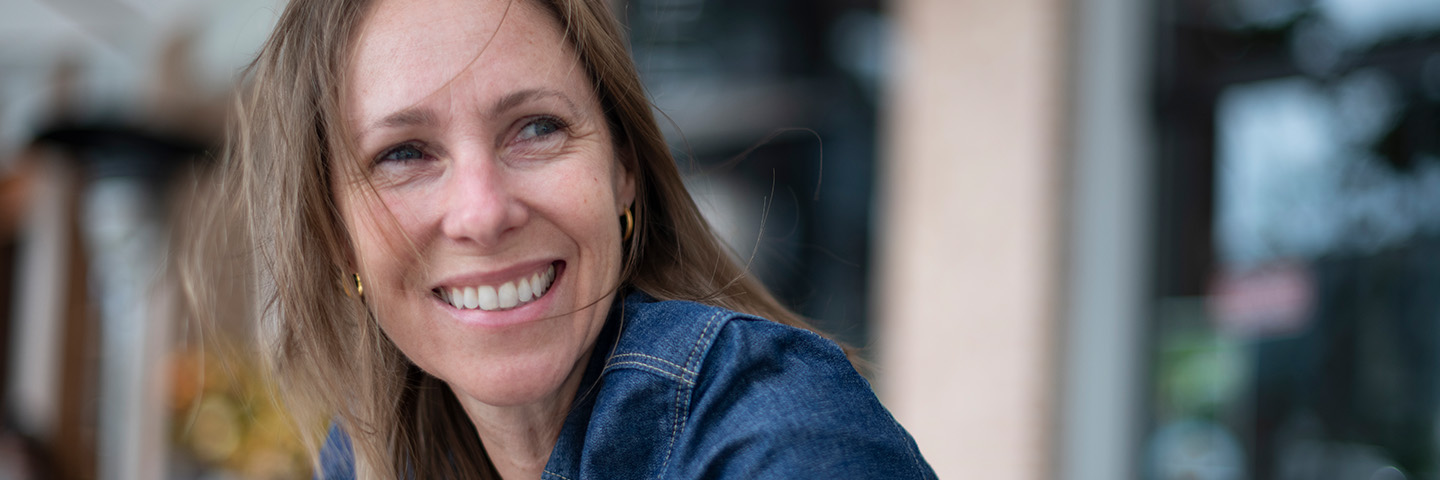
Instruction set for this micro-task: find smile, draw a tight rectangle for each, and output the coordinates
[437,263,557,311]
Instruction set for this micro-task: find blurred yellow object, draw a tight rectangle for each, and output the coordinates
[169,345,311,479]
[190,396,242,463]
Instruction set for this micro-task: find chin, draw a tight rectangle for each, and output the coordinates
[446,351,587,408]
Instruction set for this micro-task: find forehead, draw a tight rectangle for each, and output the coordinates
[347,0,579,125]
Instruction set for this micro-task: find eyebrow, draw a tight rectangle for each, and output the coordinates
[368,108,439,133]
[490,88,579,118]
[360,88,581,140]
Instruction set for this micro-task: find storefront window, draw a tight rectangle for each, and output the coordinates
[1150,0,1440,478]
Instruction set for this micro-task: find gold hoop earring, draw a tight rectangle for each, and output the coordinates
[622,205,634,242]
[353,273,364,298]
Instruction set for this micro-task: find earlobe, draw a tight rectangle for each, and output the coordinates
[338,224,359,272]
[619,180,635,215]
[616,160,637,215]
[621,205,634,242]
[337,224,362,286]
[340,254,362,298]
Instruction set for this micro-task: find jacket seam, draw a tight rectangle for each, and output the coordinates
[541,469,573,480]
[894,417,925,476]
[608,353,697,377]
[656,309,723,477]
[601,361,694,385]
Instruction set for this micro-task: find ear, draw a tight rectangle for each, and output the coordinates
[332,191,361,272]
[616,154,637,214]
[332,190,370,290]
[340,244,359,274]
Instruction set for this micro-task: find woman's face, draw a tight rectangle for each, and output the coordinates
[337,0,634,407]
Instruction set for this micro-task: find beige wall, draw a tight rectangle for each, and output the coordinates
[877,0,1067,478]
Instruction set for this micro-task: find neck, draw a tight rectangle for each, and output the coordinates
[455,350,592,480]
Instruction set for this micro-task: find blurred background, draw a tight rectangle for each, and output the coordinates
[2,0,1440,478]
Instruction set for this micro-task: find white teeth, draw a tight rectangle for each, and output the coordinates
[518,278,533,302]
[463,287,478,309]
[478,285,498,310]
[498,282,517,309]
[441,265,555,311]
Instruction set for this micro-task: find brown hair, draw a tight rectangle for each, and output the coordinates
[185,0,826,478]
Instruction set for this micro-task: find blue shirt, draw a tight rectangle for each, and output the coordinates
[319,292,936,479]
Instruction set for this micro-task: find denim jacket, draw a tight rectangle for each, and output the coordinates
[319,292,937,479]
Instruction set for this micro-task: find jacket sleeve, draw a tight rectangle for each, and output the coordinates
[314,423,356,480]
[667,318,938,479]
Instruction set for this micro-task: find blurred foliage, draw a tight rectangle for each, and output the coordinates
[168,345,310,479]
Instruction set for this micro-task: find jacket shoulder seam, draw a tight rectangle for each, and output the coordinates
[656,308,724,477]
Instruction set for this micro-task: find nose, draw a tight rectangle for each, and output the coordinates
[439,152,527,248]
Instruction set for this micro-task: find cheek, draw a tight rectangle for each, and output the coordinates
[369,302,446,376]
[551,179,620,238]
[344,194,427,289]
[348,204,393,265]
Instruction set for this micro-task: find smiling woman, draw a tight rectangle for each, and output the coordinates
[184,0,936,478]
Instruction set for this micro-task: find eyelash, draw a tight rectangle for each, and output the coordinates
[376,142,428,164]
[516,115,569,142]
[372,116,569,165]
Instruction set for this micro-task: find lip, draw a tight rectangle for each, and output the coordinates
[430,260,565,328]
[431,259,560,289]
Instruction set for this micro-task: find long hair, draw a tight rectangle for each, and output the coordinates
[184,0,826,478]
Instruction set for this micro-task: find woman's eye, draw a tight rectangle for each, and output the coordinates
[516,117,566,141]
[378,143,425,163]
[366,141,439,187]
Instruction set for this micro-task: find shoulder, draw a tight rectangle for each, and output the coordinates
[607,292,746,383]
[682,319,935,478]
[604,293,936,479]
[605,293,844,389]
[607,291,858,393]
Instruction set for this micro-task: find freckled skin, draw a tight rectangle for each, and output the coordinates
[335,0,635,474]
